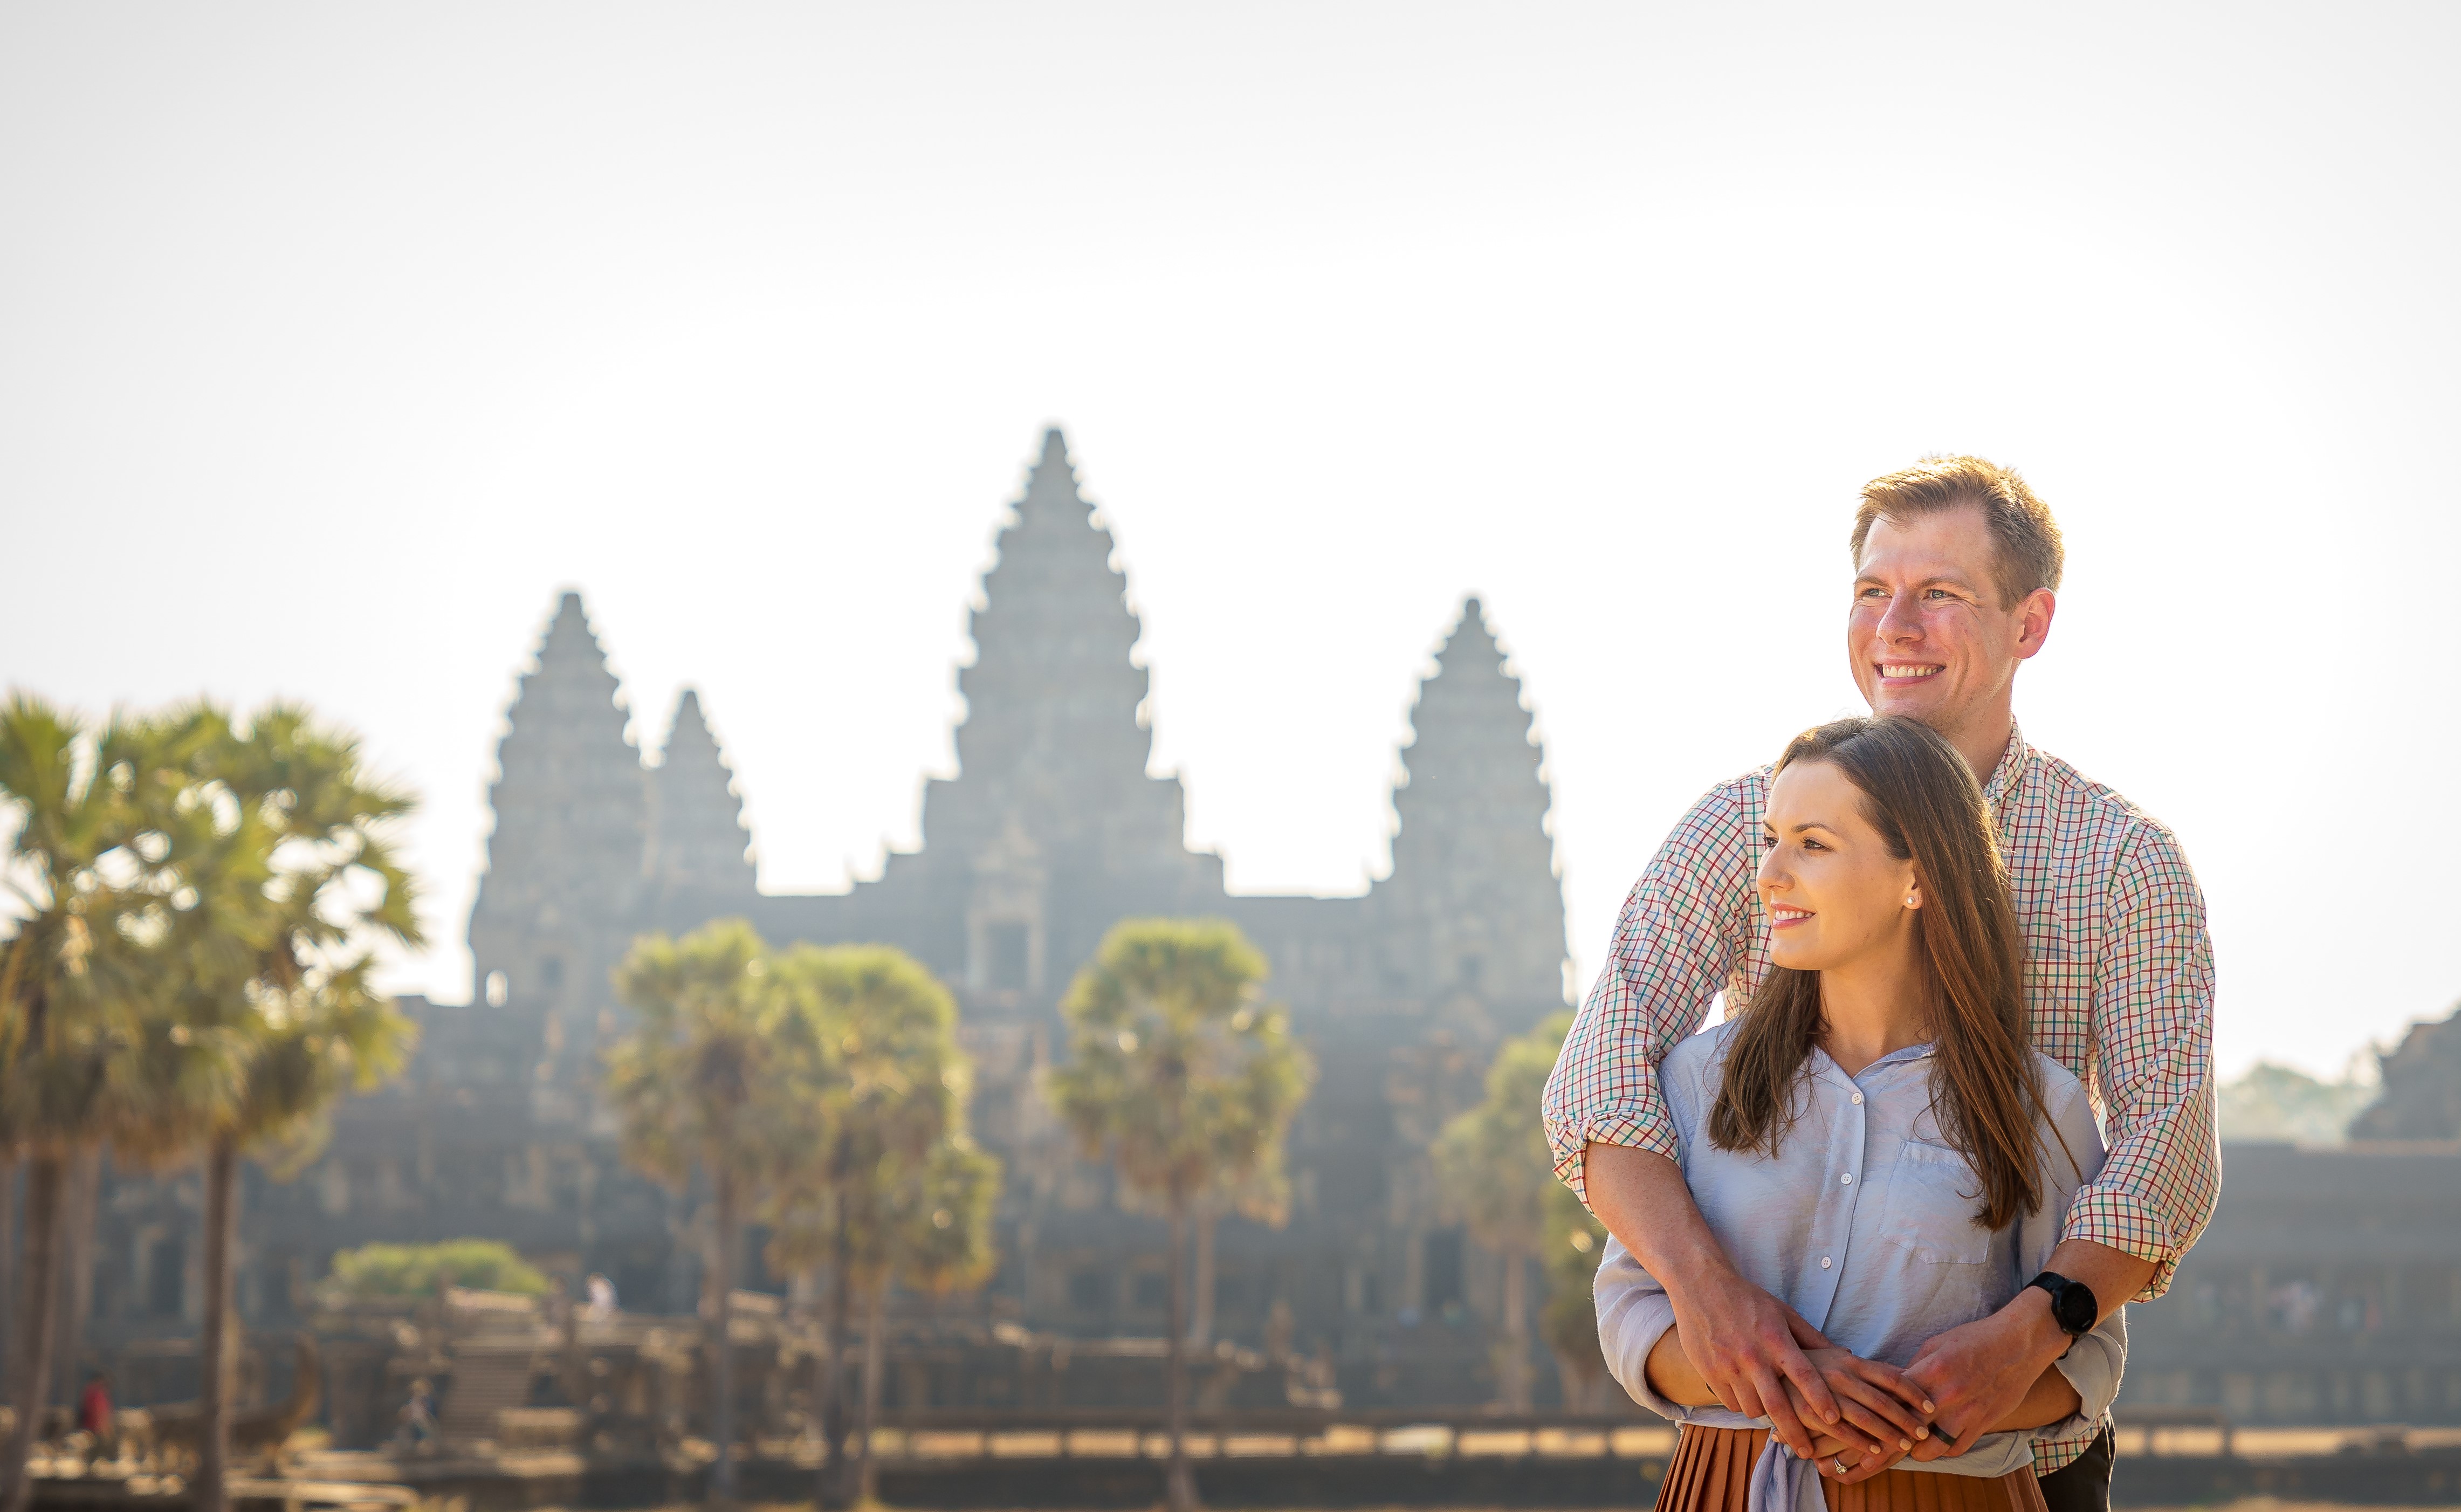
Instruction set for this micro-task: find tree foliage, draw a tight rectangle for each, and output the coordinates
[1432,1011,1590,1411]
[607,919,835,1197]
[765,944,971,1285]
[1046,917,1314,1512]
[1047,918,1314,1207]
[1540,1169,1612,1408]
[759,942,995,1507]
[145,702,424,1159]
[321,1240,549,1301]
[1,696,423,1512]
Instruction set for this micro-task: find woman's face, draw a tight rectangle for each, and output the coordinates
[1756,757,1921,972]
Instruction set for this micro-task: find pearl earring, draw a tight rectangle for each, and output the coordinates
[1906,895,1919,907]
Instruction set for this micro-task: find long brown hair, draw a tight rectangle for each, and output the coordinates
[1708,715,2055,1229]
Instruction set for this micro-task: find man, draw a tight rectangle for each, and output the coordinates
[1541,457,2217,1509]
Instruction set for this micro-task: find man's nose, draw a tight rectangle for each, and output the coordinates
[1874,588,1925,644]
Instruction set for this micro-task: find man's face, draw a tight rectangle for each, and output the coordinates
[1847,504,2050,727]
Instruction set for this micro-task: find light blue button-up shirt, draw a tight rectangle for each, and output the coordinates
[1595,1021,2125,1502]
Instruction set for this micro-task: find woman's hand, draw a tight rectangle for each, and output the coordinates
[1795,1345,1933,1464]
[1808,1426,1910,1485]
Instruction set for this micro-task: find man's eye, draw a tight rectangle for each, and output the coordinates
[1925,588,1953,599]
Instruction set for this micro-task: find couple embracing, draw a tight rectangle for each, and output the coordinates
[1542,458,2218,1511]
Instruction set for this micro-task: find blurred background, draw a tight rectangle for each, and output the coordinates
[6,2,2455,1078]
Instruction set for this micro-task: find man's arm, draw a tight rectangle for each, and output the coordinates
[1542,780,1761,1207]
[2061,822,2221,1301]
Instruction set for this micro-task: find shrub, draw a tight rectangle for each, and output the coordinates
[321,1239,548,1301]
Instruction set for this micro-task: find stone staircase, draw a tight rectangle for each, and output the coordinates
[437,1288,550,1449]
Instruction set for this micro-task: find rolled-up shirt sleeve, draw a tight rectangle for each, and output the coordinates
[2063,821,2220,1302]
[1542,779,1759,1208]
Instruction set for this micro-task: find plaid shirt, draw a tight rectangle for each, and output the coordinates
[1543,727,2218,1475]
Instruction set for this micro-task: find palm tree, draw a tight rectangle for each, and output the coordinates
[1185,1160,1289,1349]
[848,1137,999,1503]
[1430,1010,1576,1412]
[1046,918,1315,1512]
[607,919,830,1503]
[0,698,185,1512]
[762,943,967,1508]
[142,703,422,1512]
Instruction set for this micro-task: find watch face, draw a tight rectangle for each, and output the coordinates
[2056,1284,2096,1335]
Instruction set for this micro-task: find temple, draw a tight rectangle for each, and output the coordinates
[89,428,1572,1408]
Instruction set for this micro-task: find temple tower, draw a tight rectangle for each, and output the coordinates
[467,591,650,1081]
[647,688,759,916]
[912,427,1222,998]
[1372,596,1567,1019]
[2350,1003,2461,1140]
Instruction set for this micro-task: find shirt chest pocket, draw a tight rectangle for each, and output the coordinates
[1876,1140,1992,1265]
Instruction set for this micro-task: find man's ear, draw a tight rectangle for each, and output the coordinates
[2011,588,2056,661]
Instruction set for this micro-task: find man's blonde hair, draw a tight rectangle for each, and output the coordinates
[1851,456,2065,607]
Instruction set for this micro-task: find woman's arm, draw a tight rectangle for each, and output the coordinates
[1988,1362,2082,1432]
[1644,1323,1723,1407]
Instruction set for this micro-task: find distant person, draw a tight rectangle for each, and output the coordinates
[1543,458,2218,1511]
[77,1373,113,1455]
[585,1273,618,1322]
[398,1378,436,1455]
[1595,717,2123,1508]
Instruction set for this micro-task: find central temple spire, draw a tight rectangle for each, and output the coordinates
[951,426,1153,798]
[917,428,1218,911]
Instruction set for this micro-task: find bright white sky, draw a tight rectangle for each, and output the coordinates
[4,4,2454,1081]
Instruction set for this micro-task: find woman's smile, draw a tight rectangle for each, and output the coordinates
[1771,904,1814,929]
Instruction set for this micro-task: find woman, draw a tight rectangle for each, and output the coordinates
[1594,717,2122,1511]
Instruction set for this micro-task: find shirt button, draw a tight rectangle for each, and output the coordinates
[1840,1173,1853,1185]
[1821,1256,1833,1269]
[1851,1092,1864,1105]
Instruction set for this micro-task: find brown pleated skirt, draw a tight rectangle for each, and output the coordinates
[1653,1425,2049,1512]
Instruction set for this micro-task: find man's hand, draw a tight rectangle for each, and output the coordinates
[1662,1265,1858,1456]
[1902,1238,2151,1460]
[1899,1296,2061,1461]
[1585,1143,1847,1458]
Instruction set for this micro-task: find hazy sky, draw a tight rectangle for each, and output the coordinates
[5,4,2455,1081]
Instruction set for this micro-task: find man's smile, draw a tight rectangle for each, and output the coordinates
[1875,662,1944,683]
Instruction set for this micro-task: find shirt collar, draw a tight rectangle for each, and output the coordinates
[1982,720,2031,810]
[1806,1040,1936,1089]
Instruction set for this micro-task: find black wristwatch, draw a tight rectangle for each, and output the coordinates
[2028,1271,2098,1339]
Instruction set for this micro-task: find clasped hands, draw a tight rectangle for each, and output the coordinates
[1656,1267,2072,1488]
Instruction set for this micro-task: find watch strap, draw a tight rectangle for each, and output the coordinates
[2027,1270,2096,1337]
